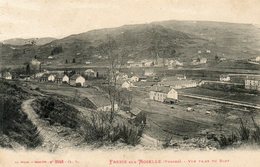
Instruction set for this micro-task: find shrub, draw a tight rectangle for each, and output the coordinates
[33,97,80,128]
[83,111,144,146]
[251,117,260,144]
[0,96,42,148]
[215,133,238,148]
[118,124,144,146]
[238,118,250,141]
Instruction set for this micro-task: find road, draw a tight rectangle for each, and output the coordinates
[21,99,81,152]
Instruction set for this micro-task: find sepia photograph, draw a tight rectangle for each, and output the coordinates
[0,0,260,166]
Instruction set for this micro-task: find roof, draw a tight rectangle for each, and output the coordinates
[130,108,142,116]
[160,79,197,86]
[87,95,112,108]
[41,73,49,78]
[3,72,12,77]
[70,74,84,80]
[85,69,95,73]
[55,73,65,79]
[246,76,260,80]
[220,74,229,77]
[150,85,172,93]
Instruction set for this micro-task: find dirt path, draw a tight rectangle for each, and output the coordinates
[21,99,82,152]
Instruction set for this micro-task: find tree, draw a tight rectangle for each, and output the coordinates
[65,59,68,64]
[26,64,31,75]
[99,36,121,123]
[72,58,76,63]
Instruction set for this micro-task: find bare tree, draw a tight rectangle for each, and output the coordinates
[99,36,122,123]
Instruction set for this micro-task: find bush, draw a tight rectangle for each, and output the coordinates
[238,118,250,141]
[251,117,260,144]
[33,97,81,128]
[215,133,238,148]
[0,96,42,148]
[83,111,144,146]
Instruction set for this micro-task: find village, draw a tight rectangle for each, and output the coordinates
[1,54,260,147]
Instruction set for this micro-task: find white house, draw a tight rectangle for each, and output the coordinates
[245,76,260,91]
[35,72,44,78]
[144,69,155,76]
[192,57,207,65]
[62,75,69,83]
[70,74,86,86]
[159,77,198,89]
[2,72,12,80]
[130,76,139,82]
[141,59,154,67]
[255,56,260,62]
[149,86,178,103]
[176,74,186,80]
[200,58,207,63]
[122,81,134,90]
[48,74,55,82]
[116,73,128,81]
[220,74,230,82]
[85,69,97,78]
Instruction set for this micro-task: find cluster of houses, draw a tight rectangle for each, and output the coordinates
[34,68,98,87]
[38,72,86,86]
[218,73,260,91]
[126,58,184,69]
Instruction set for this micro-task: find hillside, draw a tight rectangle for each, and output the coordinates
[2,37,56,46]
[1,20,260,69]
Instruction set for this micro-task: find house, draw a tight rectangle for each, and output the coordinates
[88,95,119,112]
[206,49,211,53]
[192,57,207,65]
[85,61,92,65]
[141,59,154,67]
[39,73,48,82]
[54,73,64,83]
[62,75,69,83]
[48,74,56,82]
[168,60,183,68]
[255,56,260,62]
[200,58,207,63]
[35,72,45,78]
[127,61,143,68]
[139,76,147,82]
[176,74,186,80]
[130,76,139,82]
[2,72,12,80]
[144,69,155,76]
[85,69,97,78]
[149,86,178,103]
[220,74,230,82]
[70,74,85,86]
[116,73,128,81]
[245,76,260,91]
[122,81,134,90]
[159,77,198,89]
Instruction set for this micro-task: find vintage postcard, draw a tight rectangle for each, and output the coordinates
[0,0,260,166]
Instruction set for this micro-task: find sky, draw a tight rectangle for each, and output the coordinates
[0,0,260,41]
